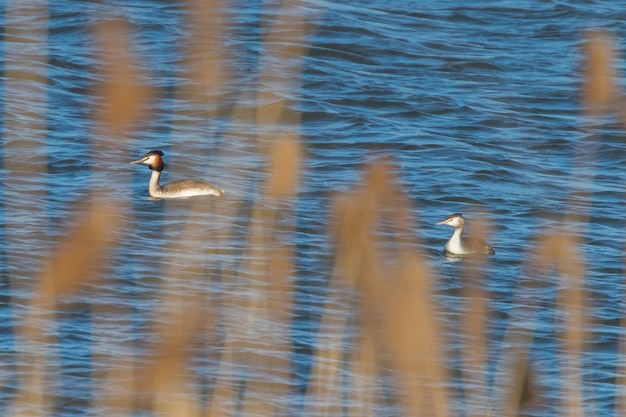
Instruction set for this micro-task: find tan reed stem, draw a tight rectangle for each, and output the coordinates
[3,1,51,415]
[325,161,450,417]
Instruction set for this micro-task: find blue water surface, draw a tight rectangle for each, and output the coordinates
[1,0,626,415]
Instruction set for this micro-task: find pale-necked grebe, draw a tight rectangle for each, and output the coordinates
[436,213,495,256]
[130,150,224,199]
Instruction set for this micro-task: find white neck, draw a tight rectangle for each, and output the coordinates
[148,170,164,198]
[445,225,468,254]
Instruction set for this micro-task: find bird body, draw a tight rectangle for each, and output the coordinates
[436,213,494,256]
[131,150,224,199]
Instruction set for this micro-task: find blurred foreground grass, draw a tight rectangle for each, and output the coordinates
[2,1,623,416]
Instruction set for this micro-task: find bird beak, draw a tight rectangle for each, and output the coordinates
[129,158,144,164]
[435,219,447,225]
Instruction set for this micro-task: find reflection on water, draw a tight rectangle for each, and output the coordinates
[1,0,625,416]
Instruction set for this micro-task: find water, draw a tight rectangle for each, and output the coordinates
[1,0,626,415]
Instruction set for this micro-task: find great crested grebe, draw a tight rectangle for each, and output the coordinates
[436,213,495,256]
[130,150,224,199]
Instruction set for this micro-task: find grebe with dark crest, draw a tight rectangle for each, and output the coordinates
[436,213,495,256]
[130,150,224,199]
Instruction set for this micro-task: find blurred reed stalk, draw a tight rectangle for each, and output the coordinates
[3,0,49,414]
[346,163,451,417]
[582,32,626,417]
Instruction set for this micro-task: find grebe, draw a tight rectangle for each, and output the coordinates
[436,213,495,256]
[130,150,224,199]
